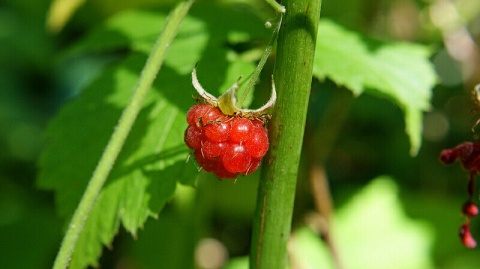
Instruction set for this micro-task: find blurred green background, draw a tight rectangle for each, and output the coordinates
[1,0,480,268]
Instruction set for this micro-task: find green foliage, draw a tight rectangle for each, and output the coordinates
[8,0,480,268]
[36,2,439,269]
[38,6,267,268]
[0,180,62,269]
[40,51,196,268]
[226,177,435,269]
[313,20,436,155]
[328,177,433,269]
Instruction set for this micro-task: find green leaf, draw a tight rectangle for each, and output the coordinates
[66,5,268,71]
[39,6,269,268]
[224,256,249,269]
[66,10,168,55]
[290,177,434,269]
[67,6,266,99]
[39,52,196,269]
[313,19,437,155]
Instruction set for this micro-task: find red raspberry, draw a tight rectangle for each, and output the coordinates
[184,103,270,180]
[194,150,216,172]
[244,126,269,158]
[186,104,225,128]
[252,119,265,128]
[230,117,254,142]
[204,122,230,142]
[202,140,227,160]
[186,104,209,127]
[244,158,262,175]
[221,143,252,173]
[213,161,239,179]
[460,223,477,248]
[184,126,203,150]
[463,202,479,217]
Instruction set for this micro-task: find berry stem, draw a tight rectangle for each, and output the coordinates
[303,87,354,269]
[51,1,194,268]
[468,171,475,201]
[236,13,282,108]
[264,0,286,14]
[249,0,322,268]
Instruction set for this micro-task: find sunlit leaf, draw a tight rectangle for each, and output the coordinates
[313,20,437,155]
[39,52,196,268]
[38,6,268,268]
[290,177,434,269]
[46,0,86,33]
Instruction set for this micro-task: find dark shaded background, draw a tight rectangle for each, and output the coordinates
[1,0,480,268]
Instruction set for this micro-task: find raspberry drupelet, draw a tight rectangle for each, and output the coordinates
[440,141,480,248]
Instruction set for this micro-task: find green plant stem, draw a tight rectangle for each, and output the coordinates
[265,0,286,14]
[249,0,322,268]
[52,1,194,268]
[237,14,282,108]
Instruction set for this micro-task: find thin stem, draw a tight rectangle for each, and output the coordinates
[265,0,286,14]
[236,14,282,108]
[468,171,475,201]
[304,87,353,269]
[52,1,194,268]
[309,166,344,269]
[249,0,322,268]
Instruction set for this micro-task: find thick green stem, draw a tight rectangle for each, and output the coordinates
[52,1,194,268]
[250,0,322,268]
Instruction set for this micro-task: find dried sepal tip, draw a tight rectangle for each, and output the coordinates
[191,67,276,120]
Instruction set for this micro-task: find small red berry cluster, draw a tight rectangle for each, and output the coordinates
[440,141,480,248]
[185,103,269,179]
